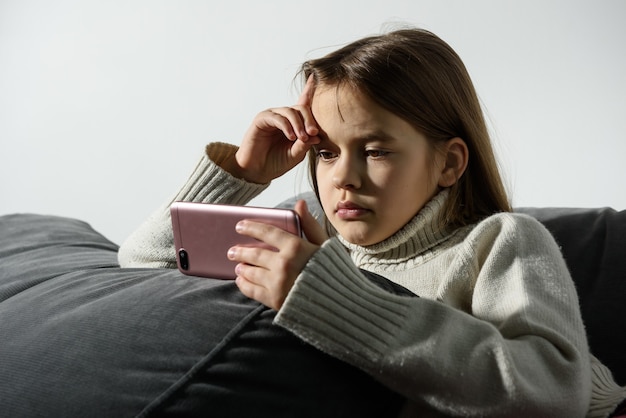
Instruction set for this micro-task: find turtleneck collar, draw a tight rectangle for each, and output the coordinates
[337,189,455,266]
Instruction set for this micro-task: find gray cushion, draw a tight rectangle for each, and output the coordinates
[0,213,402,417]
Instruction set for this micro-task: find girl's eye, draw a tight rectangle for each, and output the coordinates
[365,149,388,158]
[317,150,338,161]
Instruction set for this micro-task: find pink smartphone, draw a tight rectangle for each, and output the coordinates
[170,201,302,280]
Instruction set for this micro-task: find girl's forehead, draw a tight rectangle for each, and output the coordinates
[311,84,426,146]
[312,85,377,122]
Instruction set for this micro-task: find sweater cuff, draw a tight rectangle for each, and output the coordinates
[275,237,410,367]
[205,142,239,166]
[588,355,626,418]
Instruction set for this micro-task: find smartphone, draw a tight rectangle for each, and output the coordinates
[170,201,302,280]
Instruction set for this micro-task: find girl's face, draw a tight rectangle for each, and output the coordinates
[312,85,445,246]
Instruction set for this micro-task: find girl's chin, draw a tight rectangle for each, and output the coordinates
[331,219,385,246]
[337,230,377,246]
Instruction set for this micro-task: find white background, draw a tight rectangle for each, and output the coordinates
[1,0,625,245]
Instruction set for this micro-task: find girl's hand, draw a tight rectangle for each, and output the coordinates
[229,199,328,310]
[224,75,319,184]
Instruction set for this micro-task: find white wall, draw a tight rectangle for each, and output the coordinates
[1,0,625,245]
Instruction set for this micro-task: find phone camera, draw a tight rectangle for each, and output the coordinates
[179,249,189,270]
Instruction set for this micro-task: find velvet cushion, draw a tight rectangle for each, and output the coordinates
[0,213,403,417]
[2,198,624,415]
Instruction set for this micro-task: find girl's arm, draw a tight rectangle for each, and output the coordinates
[118,76,320,269]
[275,214,591,417]
[117,143,269,268]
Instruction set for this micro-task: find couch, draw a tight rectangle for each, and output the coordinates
[1,194,624,417]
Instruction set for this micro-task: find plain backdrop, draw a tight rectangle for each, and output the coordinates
[1,0,625,245]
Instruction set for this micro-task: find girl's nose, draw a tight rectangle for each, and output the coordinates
[332,156,361,190]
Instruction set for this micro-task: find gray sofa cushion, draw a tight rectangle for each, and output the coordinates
[2,196,624,416]
[0,214,402,417]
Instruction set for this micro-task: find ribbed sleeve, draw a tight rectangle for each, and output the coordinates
[588,355,626,418]
[276,238,411,364]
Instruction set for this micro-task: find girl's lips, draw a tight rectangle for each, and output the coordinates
[335,201,370,219]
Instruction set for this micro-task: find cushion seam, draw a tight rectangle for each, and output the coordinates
[135,303,265,417]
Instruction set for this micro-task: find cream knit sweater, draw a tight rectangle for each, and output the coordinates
[118,143,625,417]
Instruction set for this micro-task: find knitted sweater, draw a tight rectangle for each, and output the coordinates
[118,142,625,417]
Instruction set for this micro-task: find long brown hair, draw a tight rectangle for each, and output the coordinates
[302,28,511,230]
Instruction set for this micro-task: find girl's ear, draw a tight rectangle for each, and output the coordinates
[438,137,469,188]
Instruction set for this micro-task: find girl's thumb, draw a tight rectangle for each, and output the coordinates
[294,199,328,245]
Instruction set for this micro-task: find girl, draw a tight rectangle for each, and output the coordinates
[119,28,625,417]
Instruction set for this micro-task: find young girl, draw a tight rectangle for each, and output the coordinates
[119,28,625,417]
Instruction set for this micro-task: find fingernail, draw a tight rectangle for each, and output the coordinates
[235,222,244,232]
[227,248,236,259]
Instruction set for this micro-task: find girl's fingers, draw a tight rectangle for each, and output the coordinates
[297,74,316,106]
[272,104,317,142]
[254,109,299,141]
[275,74,318,140]
[267,107,309,142]
[230,219,318,269]
[235,274,267,304]
[235,274,286,311]
[293,104,319,139]
[296,75,319,137]
[256,75,319,144]
[257,108,318,160]
[233,220,288,249]
[288,135,317,161]
[228,245,269,274]
[231,209,321,311]
[233,261,264,285]
[232,250,292,311]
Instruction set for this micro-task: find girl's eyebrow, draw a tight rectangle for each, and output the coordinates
[317,130,398,145]
[357,131,397,143]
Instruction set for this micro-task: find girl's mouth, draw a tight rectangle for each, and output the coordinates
[335,201,370,219]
